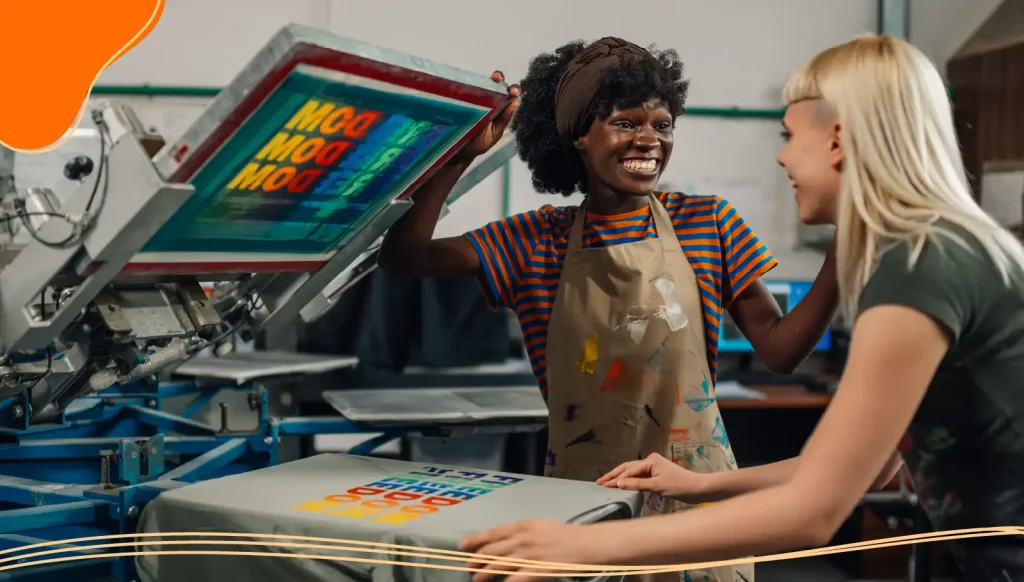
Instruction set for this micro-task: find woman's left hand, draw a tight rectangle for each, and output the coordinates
[459,520,611,582]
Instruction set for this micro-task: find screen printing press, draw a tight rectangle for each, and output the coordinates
[0,23,625,582]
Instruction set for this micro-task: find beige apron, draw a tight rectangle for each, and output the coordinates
[544,194,753,582]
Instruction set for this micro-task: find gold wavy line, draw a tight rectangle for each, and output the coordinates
[1,527,1022,575]
[2,527,998,561]
[5,0,166,153]
[0,549,667,577]
[2,529,1004,571]
[0,531,620,570]
[1,539,588,572]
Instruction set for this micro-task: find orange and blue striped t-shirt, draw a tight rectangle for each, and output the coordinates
[464,192,777,398]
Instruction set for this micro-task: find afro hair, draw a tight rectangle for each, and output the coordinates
[510,40,689,197]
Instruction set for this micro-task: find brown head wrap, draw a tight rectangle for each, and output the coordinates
[554,37,650,141]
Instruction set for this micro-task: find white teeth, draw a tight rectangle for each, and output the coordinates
[622,159,658,173]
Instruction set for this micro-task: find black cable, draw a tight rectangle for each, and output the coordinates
[83,110,108,215]
[195,293,260,353]
[88,115,112,220]
[0,211,65,225]
[13,199,78,247]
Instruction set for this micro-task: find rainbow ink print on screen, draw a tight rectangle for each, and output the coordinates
[140,64,490,263]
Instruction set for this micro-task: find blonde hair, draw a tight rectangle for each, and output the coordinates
[783,34,1024,320]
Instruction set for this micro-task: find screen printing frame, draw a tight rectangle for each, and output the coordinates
[124,23,511,277]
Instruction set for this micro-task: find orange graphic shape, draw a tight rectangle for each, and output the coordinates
[0,0,165,152]
[600,359,625,392]
[667,428,690,443]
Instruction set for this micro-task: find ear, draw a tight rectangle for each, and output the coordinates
[829,122,844,170]
[574,136,589,160]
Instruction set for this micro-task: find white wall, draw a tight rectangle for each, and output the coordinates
[27,0,997,279]
[911,0,1002,77]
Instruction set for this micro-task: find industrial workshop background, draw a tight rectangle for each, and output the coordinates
[28,0,1004,468]
[2,1,1022,581]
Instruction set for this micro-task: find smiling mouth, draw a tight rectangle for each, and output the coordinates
[620,158,660,175]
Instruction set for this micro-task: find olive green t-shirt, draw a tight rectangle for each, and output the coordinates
[858,221,1024,581]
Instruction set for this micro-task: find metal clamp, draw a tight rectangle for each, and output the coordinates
[117,435,166,486]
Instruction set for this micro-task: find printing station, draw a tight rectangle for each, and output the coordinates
[0,24,642,582]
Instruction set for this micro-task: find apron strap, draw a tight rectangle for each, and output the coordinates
[648,193,683,254]
[567,199,588,252]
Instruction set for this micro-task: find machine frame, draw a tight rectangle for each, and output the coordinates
[0,380,403,581]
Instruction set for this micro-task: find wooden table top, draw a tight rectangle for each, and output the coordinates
[718,384,834,410]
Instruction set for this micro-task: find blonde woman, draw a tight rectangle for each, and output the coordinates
[459,35,1024,582]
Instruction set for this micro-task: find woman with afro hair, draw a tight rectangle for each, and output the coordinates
[380,37,839,582]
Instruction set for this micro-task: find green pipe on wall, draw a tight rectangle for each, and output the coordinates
[685,106,783,119]
[91,85,788,119]
[92,85,221,98]
[501,162,512,217]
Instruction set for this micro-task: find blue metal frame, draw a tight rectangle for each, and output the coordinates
[0,380,408,582]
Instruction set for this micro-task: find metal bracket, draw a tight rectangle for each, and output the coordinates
[255,199,413,332]
[118,434,166,486]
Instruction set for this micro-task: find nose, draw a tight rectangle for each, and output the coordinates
[633,124,659,150]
